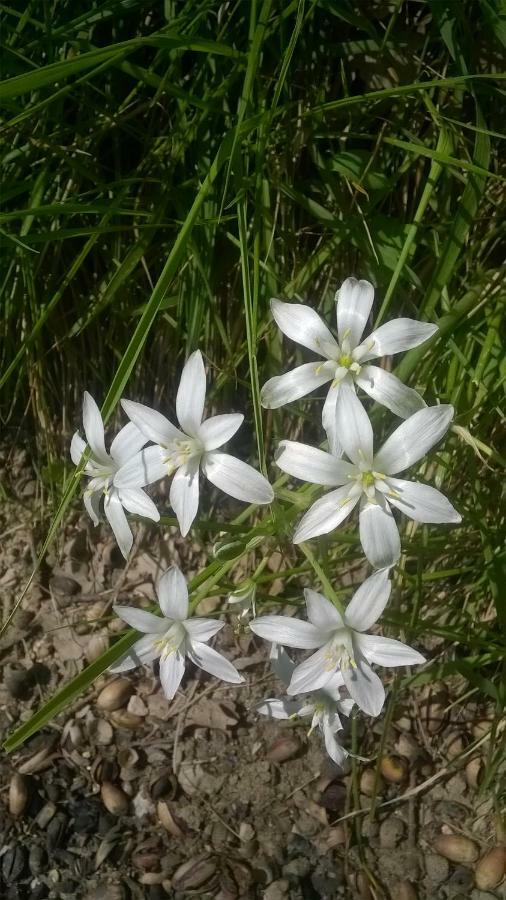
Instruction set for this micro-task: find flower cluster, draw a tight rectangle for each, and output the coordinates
[72,277,460,768]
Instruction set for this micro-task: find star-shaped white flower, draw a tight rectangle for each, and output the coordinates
[257,644,354,767]
[275,384,461,568]
[261,277,437,452]
[250,570,424,718]
[70,392,159,558]
[110,565,244,698]
[114,350,274,536]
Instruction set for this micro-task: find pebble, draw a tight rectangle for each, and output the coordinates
[49,574,80,596]
[8,773,30,817]
[96,678,132,711]
[475,846,505,890]
[391,881,417,900]
[425,852,450,884]
[101,782,129,816]
[263,879,290,900]
[266,735,301,762]
[379,815,405,849]
[433,834,479,865]
[380,754,408,784]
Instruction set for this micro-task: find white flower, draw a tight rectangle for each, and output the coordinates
[250,570,425,717]
[114,350,274,536]
[70,392,159,558]
[261,277,437,452]
[110,565,244,698]
[276,384,461,568]
[257,644,354,767]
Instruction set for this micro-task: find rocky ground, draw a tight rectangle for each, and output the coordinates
[0,448,504,899]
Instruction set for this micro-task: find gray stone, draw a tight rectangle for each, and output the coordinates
[425,852,450,884]
[379,815,405,849]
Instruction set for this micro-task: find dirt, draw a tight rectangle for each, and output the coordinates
[0,449,503,899]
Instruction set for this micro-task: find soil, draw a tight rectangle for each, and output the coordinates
[0,449,503,899]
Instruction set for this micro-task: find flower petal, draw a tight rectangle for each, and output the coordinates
[159,651,186,699]
[83,392,109,464]
[385,478,461,523]
[374,404,454,475]
[257,698,301,719]
[103,492,133,559]
[356,633,425,667]
[110,422,148,466]
[157,565,189,619]
[271,298,338,358]
[121,398,184,446]
[261,361,334,408]
[184,617,224,642]
[359,497,400,569]
[84,490,101,526]
[322,380,343,456]
[275,441,354,486]
[117,487,160,522]
[323,721,348,767]
[342,657,385,717]
[305,588,344,630]
[335,382,373,466]
[114,444,167,488]
[109,634,161,673]
[356,366,426,419]
[112,604,167,634]
[269,643,296,686]
[198,413,243,450]
[170,456,200,536]
[186,640,244,684]
[70,433,86,466]
[344,568,392,632]
[202,451,273,504]
[288,645,335,695]
[176,349,206,437]
[336,277,375,349]
[249,615,324,649]
[293,485,359,544]
[360,318,438,360]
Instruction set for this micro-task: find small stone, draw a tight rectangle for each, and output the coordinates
[379,815,405,849]
[391,882,417,900]
[96,678,133,711]
[266,735,301,762]
[465,757,482,789]
[263,879,290,900]
[433,834,479,865]
[474,847,505,890]
[100,782,129,816]
[379,755,408,783]
[425,852,450,885]
[8,773,30,817]
[49,574,80,596]
[360,768,379,797]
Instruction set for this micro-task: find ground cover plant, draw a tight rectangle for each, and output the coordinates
[0,1,505,897]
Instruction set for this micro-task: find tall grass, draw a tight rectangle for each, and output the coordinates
[1,0,504,790]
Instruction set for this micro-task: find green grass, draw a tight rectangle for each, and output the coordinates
[1,0,504,808]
